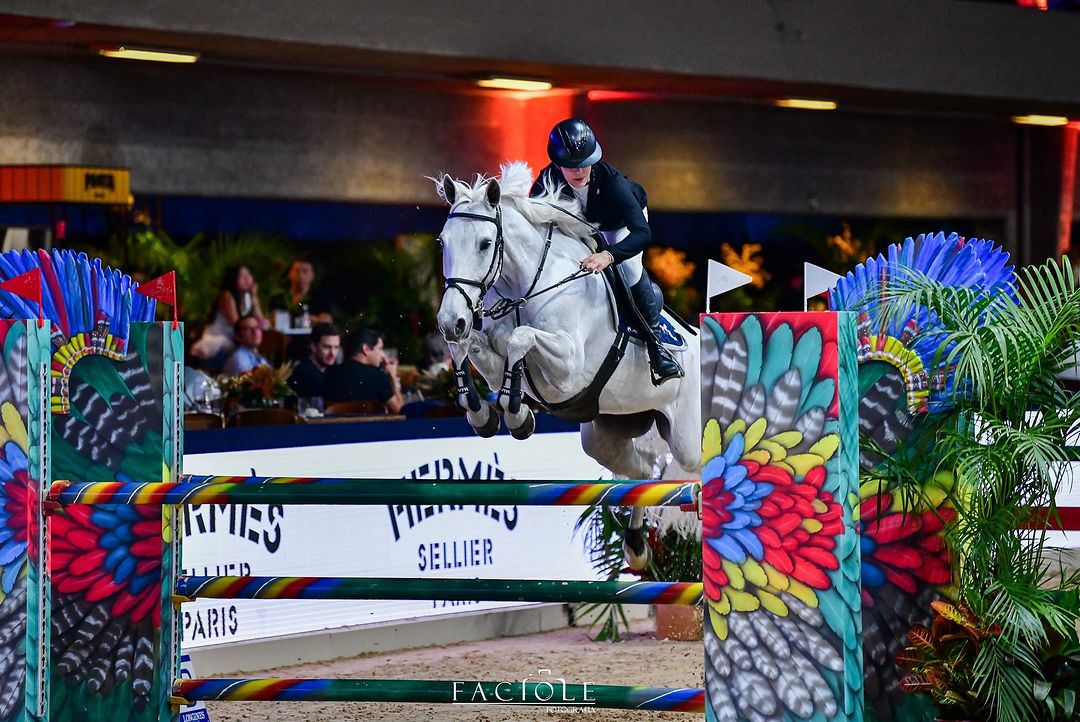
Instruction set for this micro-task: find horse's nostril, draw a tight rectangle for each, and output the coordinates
[454,318,467,336]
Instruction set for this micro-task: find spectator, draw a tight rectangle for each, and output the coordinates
[418,331,451,379]
[274,258,332,326]
[324,326,403,413]
[191,265,268,371]
[221,316,270,376]
[289,322,341,398]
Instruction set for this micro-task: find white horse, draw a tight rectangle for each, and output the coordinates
[434,162,701,565]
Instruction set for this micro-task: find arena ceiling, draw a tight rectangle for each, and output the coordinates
[2,11,1079,121]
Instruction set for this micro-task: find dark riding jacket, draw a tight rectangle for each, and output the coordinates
[530,161,651,265]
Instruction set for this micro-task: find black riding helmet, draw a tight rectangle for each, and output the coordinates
[547,118,602,168]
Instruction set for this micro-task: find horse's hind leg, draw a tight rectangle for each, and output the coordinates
[582,415,658,571]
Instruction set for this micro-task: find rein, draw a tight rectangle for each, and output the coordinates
[444,204,590,322]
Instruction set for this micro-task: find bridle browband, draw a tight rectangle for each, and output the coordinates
[442,203,589,323]
[443,205,506,319]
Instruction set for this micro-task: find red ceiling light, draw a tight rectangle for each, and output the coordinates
[586,90,659,102]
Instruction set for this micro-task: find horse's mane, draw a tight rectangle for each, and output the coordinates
[433,161,595,241]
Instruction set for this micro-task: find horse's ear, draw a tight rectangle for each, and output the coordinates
[485,178,501,208]
[440,175,457,205]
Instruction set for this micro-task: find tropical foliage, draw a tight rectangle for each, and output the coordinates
[218,363,295,409]
[574,505,702,642]
[121,228,296,326]
[871,256,1080,722]
[331,234,440,362]
[895,600,998,720]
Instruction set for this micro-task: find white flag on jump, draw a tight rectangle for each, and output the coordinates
[705,260,753,313]
[803,262,842,310]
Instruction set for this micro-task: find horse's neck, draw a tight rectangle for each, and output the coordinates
[495,209,584,299]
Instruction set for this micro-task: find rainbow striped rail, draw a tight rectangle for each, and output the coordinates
[172,678,706,712]
[49,475,699,507]
[174,576,704,605]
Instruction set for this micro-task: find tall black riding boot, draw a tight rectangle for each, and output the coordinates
[630,275,684,385]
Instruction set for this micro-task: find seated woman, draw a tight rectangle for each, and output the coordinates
[191,265,268,372]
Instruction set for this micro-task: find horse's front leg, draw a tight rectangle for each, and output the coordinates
[500,326,581,439]
[448,329,504,438]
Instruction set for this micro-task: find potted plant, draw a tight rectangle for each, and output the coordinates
[218,363,296,412]
[574,505,702,642]
[896,601,996,722]
[1035,622,1080,722]
[641,509,703,640]
[876,256,1080,722]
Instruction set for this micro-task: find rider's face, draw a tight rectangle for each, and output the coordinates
[560,165,592,189]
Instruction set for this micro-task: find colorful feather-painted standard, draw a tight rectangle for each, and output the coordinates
[0,323,33,722]
[0,253,172,722]
[701,312,862,722]
[47,326,171,722]
[0,250,157,413]
[829,232,1014,416]
[829,232,1016,722]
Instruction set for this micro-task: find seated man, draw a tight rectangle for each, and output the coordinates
[324,326,403,413]
[221,316,270,376]
[273,258,333,326]
[289,322,341,398]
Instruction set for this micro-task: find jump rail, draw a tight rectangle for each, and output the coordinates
[171,678,706,712]
[49,476,700,507]
[174,576,704,605]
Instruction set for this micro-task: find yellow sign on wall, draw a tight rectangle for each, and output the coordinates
[0,165,131,204]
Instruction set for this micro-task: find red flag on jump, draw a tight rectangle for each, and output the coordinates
[136,271,178,329]
[0,270,43,327]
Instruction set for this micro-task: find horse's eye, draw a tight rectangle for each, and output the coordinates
[480,239,492,251]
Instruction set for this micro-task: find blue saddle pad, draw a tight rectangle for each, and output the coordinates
[619,314,688,352]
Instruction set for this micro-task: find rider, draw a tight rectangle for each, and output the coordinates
[530,118,683,384]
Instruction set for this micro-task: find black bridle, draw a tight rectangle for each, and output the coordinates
[442,204,589,323]
[442,205,506,320]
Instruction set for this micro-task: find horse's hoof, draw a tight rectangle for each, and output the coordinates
[623,527,652,571]
[508,410,536,440]
[473,407,501,438]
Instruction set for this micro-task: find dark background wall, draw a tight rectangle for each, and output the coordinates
[1,1,1078,264]
[0,54,1024,222]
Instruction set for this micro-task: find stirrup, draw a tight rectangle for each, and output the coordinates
[648,347,684,386]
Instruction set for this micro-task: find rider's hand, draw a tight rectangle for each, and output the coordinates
[580,251,615,274]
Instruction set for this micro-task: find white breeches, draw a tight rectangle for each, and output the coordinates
[601,207,647,287]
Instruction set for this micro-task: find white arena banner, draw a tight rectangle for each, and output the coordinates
[180,431,614,649]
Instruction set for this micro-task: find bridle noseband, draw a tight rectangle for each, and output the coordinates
[443,205,505,320]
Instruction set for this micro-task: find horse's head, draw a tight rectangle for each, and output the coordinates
[434,174,504,343]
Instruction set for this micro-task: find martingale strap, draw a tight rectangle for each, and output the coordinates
[521,331,630,423]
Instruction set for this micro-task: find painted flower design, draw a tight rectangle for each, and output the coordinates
[50,475,163,625]
[702,416,843,640]
[858,478,955,607]
[0,402,32,599]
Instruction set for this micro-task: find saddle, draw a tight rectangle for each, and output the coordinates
[519,265,692,424]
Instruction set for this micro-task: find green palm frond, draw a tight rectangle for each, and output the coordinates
[877,255,1080,722]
